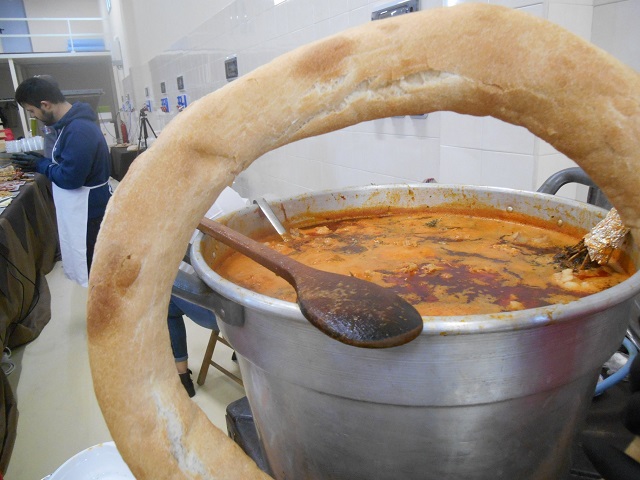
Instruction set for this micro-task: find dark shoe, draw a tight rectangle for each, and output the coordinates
[179,369,196,397]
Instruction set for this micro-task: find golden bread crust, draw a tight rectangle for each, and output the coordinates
[87,4,640,478]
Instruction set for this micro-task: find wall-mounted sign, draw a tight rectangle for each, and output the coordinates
[160,82,166,94]
[177,94,188,111]
[225,55,238,82]
[160,97,170,113]
[177,76,184,91]
[371,0,419,21]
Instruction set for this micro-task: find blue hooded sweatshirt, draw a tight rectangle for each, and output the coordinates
[36,102,111,219]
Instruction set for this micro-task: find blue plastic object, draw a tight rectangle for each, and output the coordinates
[595,337,638,396]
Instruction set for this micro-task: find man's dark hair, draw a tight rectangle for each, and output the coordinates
[15,76,66,107]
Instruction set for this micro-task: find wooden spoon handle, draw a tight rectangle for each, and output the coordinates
[198,217,301,284]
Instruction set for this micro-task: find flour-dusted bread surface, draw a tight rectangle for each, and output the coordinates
[87,4,640,478]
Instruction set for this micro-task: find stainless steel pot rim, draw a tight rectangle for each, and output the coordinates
[191,183,640,335]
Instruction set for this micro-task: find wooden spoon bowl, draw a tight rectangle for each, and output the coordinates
[198,217,424,348]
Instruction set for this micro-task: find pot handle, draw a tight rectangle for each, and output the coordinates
[171,248,245,327]
[537,167,611,209]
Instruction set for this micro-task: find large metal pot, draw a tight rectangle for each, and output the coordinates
[187,184,640,480]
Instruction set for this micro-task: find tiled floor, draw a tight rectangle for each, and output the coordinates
[5,261,245,479]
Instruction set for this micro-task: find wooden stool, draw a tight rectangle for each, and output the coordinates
[197,329,243,387]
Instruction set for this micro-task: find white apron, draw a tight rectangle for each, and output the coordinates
[51,128,108,287]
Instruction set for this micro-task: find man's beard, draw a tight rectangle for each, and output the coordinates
[40,109,56,126]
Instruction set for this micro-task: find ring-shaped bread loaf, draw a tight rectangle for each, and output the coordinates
[87,3,640,479]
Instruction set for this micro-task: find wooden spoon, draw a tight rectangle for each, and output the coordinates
[198,217,423,348]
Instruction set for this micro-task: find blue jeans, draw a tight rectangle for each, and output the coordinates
[167,296,218,363]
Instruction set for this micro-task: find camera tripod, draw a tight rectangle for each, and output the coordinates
[137,107,157,153]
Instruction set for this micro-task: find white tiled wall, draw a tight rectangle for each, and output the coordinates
[115,0,637,202]
[592,0,640,72]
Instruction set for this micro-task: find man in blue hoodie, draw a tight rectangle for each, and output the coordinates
[13,77,111,287]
